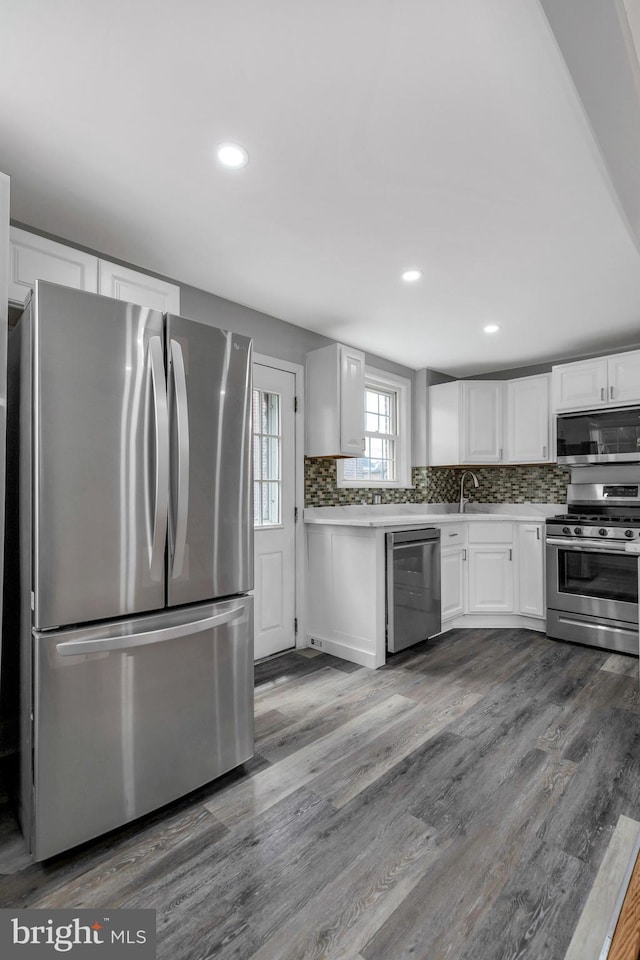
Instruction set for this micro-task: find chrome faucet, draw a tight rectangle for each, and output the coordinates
[459,470,479,513]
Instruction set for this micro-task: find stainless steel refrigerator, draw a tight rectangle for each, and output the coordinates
[7,280,254,861]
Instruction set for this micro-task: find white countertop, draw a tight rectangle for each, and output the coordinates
[304,503,562,528]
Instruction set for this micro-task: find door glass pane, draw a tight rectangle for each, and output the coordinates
[253,389,282,526]
[558,550,638,603]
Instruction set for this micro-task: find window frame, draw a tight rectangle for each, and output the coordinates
[337,367,412,489]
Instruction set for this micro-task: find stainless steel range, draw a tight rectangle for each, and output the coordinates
[546,475,640,655]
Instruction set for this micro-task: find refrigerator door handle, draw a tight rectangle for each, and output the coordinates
[52,605,246,656]
[170,339,190,579]
[148,336,170,581]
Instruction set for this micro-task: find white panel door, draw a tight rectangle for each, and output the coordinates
[98,260,180,313]
[253,363,296,659]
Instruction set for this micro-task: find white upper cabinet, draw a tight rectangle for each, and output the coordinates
[9,227,180,315]
[429,380,503,465]
[430,374,554,466]
[9,227,98,305]
[98,261,180,314]
[553,351,640,411]
[506,374,551,463]
[553,357,609,410]
[462,381,503,463]
[607,351,640,405]
[306,343,365,457]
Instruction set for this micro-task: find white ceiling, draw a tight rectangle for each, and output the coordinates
[3,0,640,376]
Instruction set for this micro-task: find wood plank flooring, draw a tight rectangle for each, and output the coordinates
[1,628,640,959]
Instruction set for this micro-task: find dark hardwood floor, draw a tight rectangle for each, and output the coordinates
[1,628,639,959]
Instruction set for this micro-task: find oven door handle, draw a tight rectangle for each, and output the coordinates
[546,537,631,553]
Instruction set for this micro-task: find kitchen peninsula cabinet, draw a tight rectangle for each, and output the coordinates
[305,342,365,457]
[553,350,640,411]
[305,510,547,669]
[9,226,181,314]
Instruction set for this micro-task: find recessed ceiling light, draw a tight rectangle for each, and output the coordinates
[484,324,501,334]
[216,142,249,168]
[401,269,422,283]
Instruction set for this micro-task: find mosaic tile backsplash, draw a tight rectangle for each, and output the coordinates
[304,458,570,507]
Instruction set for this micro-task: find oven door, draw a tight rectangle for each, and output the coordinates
[546,537,638,623]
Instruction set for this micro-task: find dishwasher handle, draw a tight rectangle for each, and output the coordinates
[386,528,441,547]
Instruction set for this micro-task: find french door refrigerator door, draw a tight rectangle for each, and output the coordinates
[32,596,254,861]
[166,314,253,606]
[32,282,167,630]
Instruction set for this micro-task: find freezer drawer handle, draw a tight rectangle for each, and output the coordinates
[148,336,170,581]
[53,604,247,656]
[170,339,190,579]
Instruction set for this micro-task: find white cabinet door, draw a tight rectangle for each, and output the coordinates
[340,345,365,455]
[468,546,514,613]
[441,545,466,621]
[553,358,608,411]
[506,375,551,463]
[98,261,180,314]
[9,227,98,305]
[306,343,365,457]
[608,351,640,405]
[462,381,503,462]
[518,523,544,618]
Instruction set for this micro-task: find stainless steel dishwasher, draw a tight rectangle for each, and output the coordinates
[386,528,441,653]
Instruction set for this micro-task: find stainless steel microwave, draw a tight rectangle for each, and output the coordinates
[556,406,640,464]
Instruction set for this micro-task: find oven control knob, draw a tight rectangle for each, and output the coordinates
[574,527,583,535]
[599,528,608,536]
[562,526,571,535]
[625,529,635,538]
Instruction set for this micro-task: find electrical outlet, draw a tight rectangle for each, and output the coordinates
[310,638,323,649]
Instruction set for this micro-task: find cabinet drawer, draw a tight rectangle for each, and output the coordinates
[439,523,466,544]
[468,522,513,544]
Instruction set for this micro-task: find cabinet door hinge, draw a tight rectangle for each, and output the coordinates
[294,396,298,413]
[294,618,298,636]
[294,506,298,522]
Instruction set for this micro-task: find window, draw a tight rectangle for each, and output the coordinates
[338,368,412,488]
[253,389,281,526]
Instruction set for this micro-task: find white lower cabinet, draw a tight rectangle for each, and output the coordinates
[467,522,514,615]
[518,523,545,617]
[468,546,514,613]
[441,546,466,621]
